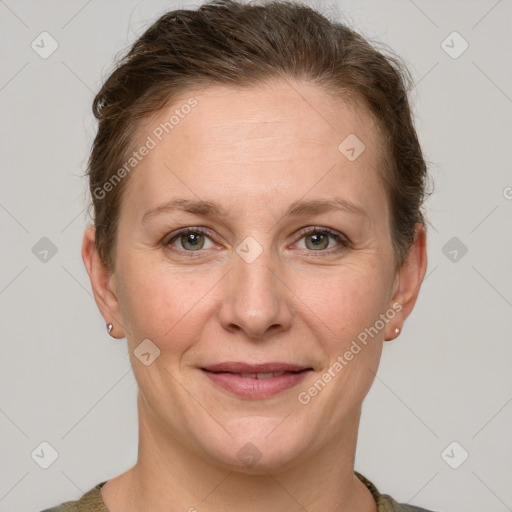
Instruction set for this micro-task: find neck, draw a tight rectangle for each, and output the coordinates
[103,394,376,512]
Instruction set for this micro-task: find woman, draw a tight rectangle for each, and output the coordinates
[42,0,434,510]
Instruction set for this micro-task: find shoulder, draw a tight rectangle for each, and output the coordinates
[378,492,439,512]
[355,471,438,512]
[38,482,108,512]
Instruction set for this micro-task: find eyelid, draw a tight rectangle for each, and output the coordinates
[292,226,351,251]
[163,226,218,254]
[163,225,351,255]
[163,226,215,243]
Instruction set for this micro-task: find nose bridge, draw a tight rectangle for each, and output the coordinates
[218,241,292,338]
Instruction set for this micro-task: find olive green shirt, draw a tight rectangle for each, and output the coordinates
[40,471,437,511]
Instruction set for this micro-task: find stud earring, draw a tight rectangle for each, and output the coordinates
[394,327,400,336]
[106,323,113,335]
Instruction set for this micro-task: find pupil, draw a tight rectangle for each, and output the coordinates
[307,232,328,250]
[188,233,200,245]
[182,232,203,250]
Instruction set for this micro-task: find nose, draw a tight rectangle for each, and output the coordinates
[217,249,293,340]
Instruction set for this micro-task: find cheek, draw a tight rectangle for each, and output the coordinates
[290,266,388,431]
[117,259,217,353]
[292,260,390,342]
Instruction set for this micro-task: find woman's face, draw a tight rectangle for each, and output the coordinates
[86,80,425,471]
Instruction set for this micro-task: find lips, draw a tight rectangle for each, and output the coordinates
[201,362,313,398]
[201,362,311,374]
[235,371,291,379]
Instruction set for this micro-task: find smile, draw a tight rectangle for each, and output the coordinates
[201,365,313,398]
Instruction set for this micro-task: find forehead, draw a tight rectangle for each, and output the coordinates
[124,80,387,221]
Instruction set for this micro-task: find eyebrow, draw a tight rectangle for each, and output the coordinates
[142,197,369,223]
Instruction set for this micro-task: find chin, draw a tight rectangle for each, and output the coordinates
[196,417,312,474]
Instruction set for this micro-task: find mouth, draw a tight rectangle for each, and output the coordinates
[209,370,306,379]
[202,362,312,373]
[201,362,313,398]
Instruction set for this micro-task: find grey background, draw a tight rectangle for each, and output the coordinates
[1,0,511,511]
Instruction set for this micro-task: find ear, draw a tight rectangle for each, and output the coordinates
[384,223,428,341]
[82,225,126,338]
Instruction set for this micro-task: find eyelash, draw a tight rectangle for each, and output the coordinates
[163,226,351,258]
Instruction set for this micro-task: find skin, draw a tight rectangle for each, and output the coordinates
[82,79,427,512]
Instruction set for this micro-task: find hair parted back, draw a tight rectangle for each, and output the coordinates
[88,0,431,271]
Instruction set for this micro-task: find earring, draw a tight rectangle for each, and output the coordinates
[106,323,113,335]
[394,327,400,336]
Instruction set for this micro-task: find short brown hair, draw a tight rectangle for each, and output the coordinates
[87,0,431,271]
